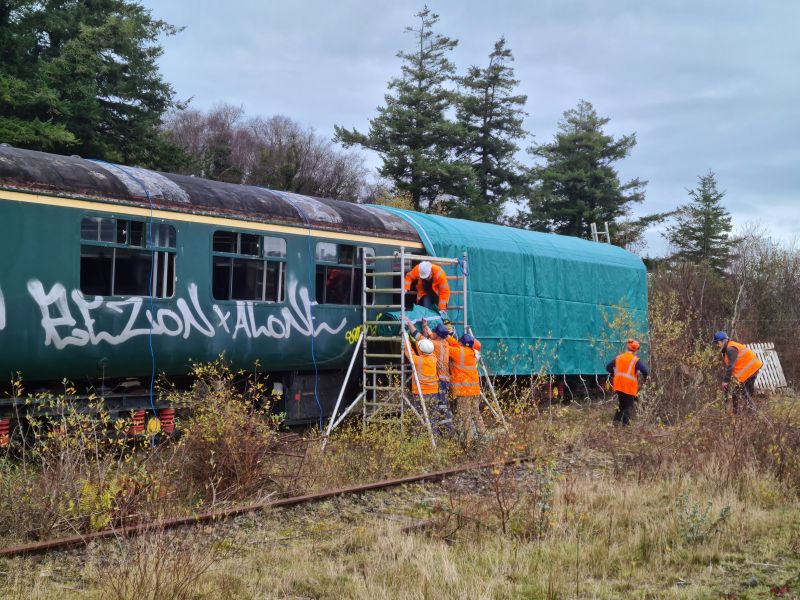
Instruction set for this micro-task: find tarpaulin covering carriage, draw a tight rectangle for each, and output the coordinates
[376,208,648,376]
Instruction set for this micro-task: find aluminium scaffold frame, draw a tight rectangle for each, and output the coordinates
[323,247,505,450]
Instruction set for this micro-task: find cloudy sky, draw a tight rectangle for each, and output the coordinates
[140,0,799,254]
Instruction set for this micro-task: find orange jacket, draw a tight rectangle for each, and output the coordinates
[723,340,762,383]
[449,344,480,397]
[404,263,450,310]
[613,352,640,395]
[406,343,439,395]
[431,336,457,383]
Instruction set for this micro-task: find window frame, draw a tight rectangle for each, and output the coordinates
[314,241,374,306]
[211,229,287,304]
[79,214,177,299]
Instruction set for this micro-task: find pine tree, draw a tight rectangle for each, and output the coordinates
[665,170,733,272]
[334,7,473,212]
[517,99,646,238]
[452,37,528,223]
[0,0,182,167]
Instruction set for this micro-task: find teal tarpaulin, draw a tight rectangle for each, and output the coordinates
[377,305,443,337]
[372,207,649,376]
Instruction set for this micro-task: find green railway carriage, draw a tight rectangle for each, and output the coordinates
[0,146,425,423]
[0,145,648,426]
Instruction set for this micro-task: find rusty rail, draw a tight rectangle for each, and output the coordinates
[0,455,536,558]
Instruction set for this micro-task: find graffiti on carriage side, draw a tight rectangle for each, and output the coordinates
[0,286,5,331]
[343,319,380,344]
[26,279,347,350]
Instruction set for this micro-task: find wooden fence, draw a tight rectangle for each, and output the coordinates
[751,342,788,390]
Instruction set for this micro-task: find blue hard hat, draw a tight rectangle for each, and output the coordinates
[713,331,728,343]
[459,333,475,347]
[433,324,450,338]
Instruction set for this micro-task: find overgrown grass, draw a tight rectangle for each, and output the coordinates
[4,434,798,598]
[1,349,798,599]
[2,392,799,599]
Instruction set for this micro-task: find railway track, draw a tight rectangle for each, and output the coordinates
[0,454,536,559]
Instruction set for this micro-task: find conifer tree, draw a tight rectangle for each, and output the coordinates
[517,99,646,238]
[334,7,473,212]
[453,37,528,223]
[665,170,733,272]
[0,0,182,167]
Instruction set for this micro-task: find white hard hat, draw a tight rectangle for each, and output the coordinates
[418,339,434,354]
[418,261,432,279]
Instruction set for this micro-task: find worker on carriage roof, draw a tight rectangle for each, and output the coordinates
[713,331,762,414]
[606,338,649,426]
[404,260,451,314]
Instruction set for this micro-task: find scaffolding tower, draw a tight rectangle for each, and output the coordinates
[324,248,505,449]
[324,249,464,442]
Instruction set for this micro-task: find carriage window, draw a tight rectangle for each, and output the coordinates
[80,216,176,298]
[315,243,373,305]
[212,231,286,302]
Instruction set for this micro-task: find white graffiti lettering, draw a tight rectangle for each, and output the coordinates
[176,284,216,339]
[213,305,231,334]
[232,303,252,339]
[0,286,5,331]
[25,278,347,349]
[28,281,84,349]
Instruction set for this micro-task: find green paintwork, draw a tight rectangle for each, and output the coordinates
[0,200,395,383]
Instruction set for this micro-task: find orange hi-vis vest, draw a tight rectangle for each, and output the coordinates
[432,337,456,383]
[724,340,763,383]
[613,352,640,395]
[449,345,480,397]
[404,263,451,310]
[411,354,439,395]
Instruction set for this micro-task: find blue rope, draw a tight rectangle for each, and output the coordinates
[90,160,159,446]
[273,192,324,430]
[144,190,158,447]
[457,255,468,276]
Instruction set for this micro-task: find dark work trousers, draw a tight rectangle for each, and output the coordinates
[418,293,440,311]
[731,368,760,414]
[418,276,440,311]
[438,381,451,411]
[613,392,636,425]
[409,393,455,437]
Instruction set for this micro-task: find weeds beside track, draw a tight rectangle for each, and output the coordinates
[0,454,538,558]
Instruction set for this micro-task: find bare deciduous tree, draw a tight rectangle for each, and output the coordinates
[163,104,370,201]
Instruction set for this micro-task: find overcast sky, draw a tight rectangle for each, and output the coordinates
[139,0,799,254]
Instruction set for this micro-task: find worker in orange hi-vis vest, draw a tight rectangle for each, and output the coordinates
[713,331,763,414]
[605,338,649,426]
[419,319,458,401]
[448,333,486,442]
[404,260,450,315]
[403,317,454,437]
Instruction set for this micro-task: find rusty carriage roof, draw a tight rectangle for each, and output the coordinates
[0,145,420,242]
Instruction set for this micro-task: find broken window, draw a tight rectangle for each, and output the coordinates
[212,231,286,302]
[80,216,176,298]
[315,243,373,305]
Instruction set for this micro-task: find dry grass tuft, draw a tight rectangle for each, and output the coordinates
[86,526,221,600]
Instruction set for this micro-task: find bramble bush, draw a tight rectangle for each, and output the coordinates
[164,358,290,504]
